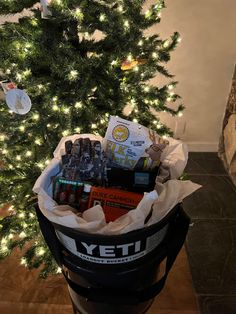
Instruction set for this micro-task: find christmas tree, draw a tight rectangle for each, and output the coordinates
[0,0,184,277]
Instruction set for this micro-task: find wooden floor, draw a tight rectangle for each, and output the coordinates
[0,247,199,314]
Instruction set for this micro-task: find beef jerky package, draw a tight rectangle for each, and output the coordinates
[103,116,163,170]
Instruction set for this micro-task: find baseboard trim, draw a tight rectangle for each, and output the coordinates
[186,142,219,152]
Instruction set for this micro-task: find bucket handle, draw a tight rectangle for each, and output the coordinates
[35,204,190,304]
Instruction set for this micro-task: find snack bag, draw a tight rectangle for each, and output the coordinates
[103,116,165,170]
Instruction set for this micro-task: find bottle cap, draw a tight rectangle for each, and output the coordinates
[84,184,92,193]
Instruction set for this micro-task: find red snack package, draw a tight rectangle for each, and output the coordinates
[88,187,143,222]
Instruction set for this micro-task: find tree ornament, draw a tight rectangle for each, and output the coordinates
[121,58,147,71]
[6,89,32,115]
[40,0,52,19]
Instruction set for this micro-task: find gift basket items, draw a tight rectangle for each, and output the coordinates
[52,116,169,222]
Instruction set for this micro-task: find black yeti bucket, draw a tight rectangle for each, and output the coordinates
[35,203,190,314]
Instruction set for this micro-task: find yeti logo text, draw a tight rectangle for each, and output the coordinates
[78,241,142,258]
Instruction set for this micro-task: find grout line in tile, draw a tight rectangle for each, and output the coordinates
[198,293,236,297]
[188,218,236,221]
[186,173,229,177]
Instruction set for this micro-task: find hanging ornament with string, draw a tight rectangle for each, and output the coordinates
[40,0,52,19]
[6,89,32,115]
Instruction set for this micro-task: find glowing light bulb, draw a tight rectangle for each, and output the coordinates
[62,130,70,136]
[100,119,105,124]
[144,86,150,92]
[16,73,22,81]
[138,40,143,46]
[56,267,62,273]
[134,66,139,72]
[117,5,123,12]
[20,258,27,266]
[22,69,31,77]
[38,84,43,90]
[69,70,78,80]
[152,52,158,59]
[75,7,83,20]
[75,127,81,133]
[75,101,83,108]
[0,134,6,141]
[163,40,170,48]
[29,213,35,218]
[18,212,25,218]
[124,20,129,28]
[37,162,44,169]
[31,18,38,26]
[167,97,172,102]
[19,125,25,132]
[168,84,174,90]
[1,245,8,253]
[99,13,106,22]
[63,107,70,114]
[177,37,182,43]
[84,32,90,39]
[133,118,138,123]
[111,60,118,66]
[16,155,21,161]
[8,234,14,239]
[2,149,8,155]
[127,54,133,62]
[145,10,152,18]
[8,205,14,212]
[54,0,63,5]
[35,138,42,145]
[52,104,59,111]
[32,113,40,120]
[26,151,32,157]
[91,123,97,129]
[1,238,7,245]
[5,69,11,74]
[19,231,26,238]
[36,247,45,256]
[25,42,32,49]
[178,112,183,117]
[52,96,58,102]
[47,124,51,128]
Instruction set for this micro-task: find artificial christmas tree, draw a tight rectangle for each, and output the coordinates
[0,0,184,277]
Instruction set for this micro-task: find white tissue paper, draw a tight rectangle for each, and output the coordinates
[33,134,201,235]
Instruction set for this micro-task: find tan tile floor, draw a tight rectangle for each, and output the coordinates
[0,246,199,314]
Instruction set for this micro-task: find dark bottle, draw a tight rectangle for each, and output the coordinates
[59,184,70,204]
[59,190,67,203]
[65,140,73,154]
[53,181,61,202]
[71,138,82,156]
[80,138,92,163]
[68,185,77,205]
[79,184,92,212]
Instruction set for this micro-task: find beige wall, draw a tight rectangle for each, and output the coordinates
[1,1,236,151]
[148,0,236,151]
